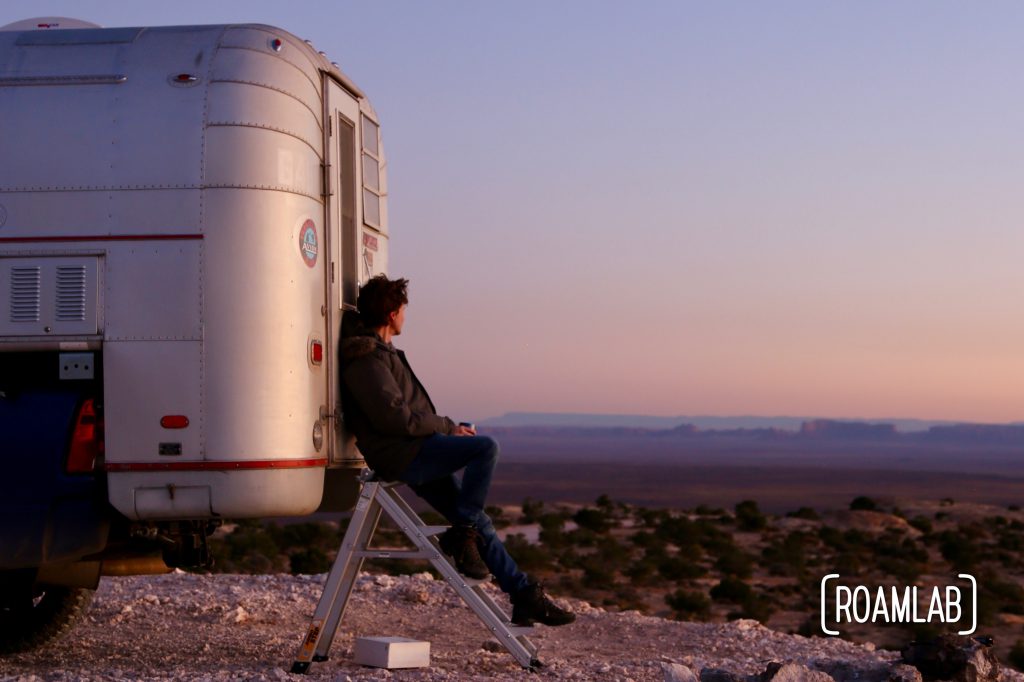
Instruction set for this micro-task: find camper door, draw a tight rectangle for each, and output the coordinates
[325,79,361,465]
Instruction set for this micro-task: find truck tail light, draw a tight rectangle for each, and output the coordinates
[311,340,323,365]
[67,398,102,474]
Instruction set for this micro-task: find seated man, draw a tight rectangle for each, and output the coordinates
[339,274,574,627]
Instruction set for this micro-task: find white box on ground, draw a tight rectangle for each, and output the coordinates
[353,636,431,669]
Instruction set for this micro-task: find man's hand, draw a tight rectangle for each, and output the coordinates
[453,423,476,436]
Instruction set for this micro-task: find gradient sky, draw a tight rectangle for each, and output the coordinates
[5,2,1023,423]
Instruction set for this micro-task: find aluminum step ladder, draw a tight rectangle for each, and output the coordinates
[290,470,541,674]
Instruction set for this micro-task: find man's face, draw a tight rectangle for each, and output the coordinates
[389,304,406,336]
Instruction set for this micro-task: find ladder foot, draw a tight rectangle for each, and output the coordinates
[313,654,329,662]
[529,658,544,672]
[289,661,311,675]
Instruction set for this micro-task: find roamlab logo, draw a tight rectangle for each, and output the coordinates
[820,574,977,636]
[299,220,318,268]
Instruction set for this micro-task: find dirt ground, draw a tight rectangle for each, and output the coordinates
[0,571,923,682]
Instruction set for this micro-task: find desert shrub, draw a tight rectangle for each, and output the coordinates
[938,531,977,568]
[594,536,630,565]
[630,531,659,549]
[290,547,331,575]
[843,529,868,546]
[554,543,581,569]
[538,513,567,549]
[520,498,544,523]
[876,556,924,583]
[762,532,810,575]
[210,520,286,573]
[787,507,820,520]
[625,558,660,586]
[656,515,698,546]
[695,520,735,553]
[580,555,616,589]
[1009,639,1024,672]
[566,526,598,547]
[638,508,670,528]
[850,496,878,511]
[613,585,647,612]
[658,556,706,581]
[735,500,767,531]
[980,572,1024,615]
[710,576,753,604]
[485,505,510,529]
[504,533,553,572]
[735,593,775,623]
[666,589,711,620]
[995,551,1018,570]
[818,526,847,550]
[908,515,933,534]
[574,507,612,534]
[832,552,862,575]
[269,522,340,551]
[997,528,1024,552]
[695,504,725,516]
[715,548,754,579]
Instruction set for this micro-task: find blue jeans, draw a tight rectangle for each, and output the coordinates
[398,434,530,596]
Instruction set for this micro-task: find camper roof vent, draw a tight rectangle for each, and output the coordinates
[1,17,101,31]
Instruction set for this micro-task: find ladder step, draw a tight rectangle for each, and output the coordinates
[442,575,491,589]
[505,626,536,637]
[421,525,449,537]
[351,550,434,560]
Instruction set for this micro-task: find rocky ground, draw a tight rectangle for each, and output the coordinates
[1,571,1022,682]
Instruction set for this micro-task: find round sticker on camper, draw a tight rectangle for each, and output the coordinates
[299,220,318,268]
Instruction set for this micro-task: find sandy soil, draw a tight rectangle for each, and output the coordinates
[0,571,1018,682]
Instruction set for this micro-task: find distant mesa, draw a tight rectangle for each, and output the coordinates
[922,423,1024,445]
[481,411,963,433]
[798,419,898,439]
[480,412,1024,448]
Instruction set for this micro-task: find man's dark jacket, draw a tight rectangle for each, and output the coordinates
[340,331,456,480]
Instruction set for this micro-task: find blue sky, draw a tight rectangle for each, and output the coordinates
[5,2,1023,422]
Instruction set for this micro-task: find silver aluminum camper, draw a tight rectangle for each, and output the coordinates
[0,21,384,521]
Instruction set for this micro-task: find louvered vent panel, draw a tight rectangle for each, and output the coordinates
[56,265,87,321]
[10,267,41,322]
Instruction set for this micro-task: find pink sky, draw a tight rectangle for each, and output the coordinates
[11,2,1022,423]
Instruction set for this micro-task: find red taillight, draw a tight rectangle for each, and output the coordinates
[67,398,102,474]
[311,341,323,365]
[160,415,190,429]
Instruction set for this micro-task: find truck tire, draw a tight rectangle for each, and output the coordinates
[0,584,94,655]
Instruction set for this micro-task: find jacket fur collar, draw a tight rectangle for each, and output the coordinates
[340,333,395,362]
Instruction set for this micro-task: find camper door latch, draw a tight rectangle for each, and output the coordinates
[321,163,333,197]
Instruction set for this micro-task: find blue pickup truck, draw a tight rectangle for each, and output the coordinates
[0,351,109,653]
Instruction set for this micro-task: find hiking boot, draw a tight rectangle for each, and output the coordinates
[511,582,576,626]
[438,525,490,580]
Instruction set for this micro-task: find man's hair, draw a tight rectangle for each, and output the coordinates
[357,274,409,327]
